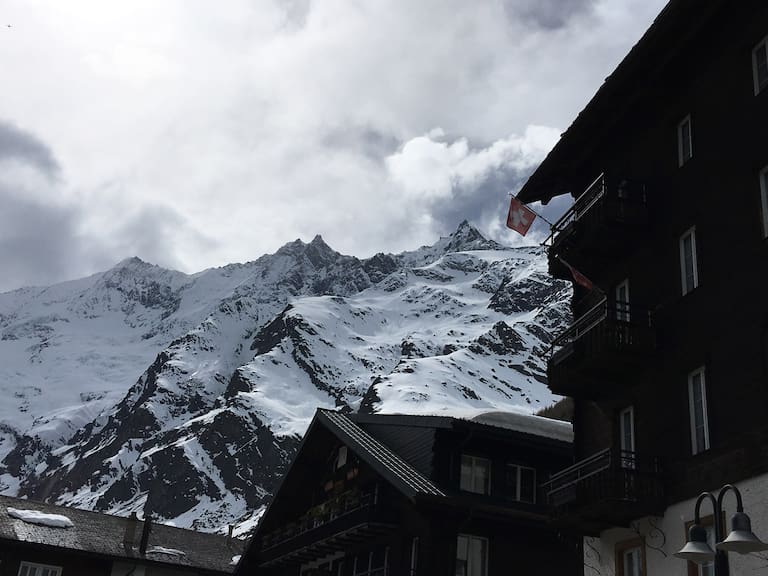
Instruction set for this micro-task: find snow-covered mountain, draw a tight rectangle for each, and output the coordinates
[0,221,570,534]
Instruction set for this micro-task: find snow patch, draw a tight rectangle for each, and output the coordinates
[7,507,74,528]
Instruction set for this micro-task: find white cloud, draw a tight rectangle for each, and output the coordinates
[0,0,668,288]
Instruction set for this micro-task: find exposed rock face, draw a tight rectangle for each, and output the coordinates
[0,222,570,533]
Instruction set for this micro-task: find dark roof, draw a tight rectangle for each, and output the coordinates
[318,409,446,499]
[517,0,728,204]
[0,495,243,574]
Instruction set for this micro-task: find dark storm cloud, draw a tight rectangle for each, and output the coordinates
[321,125,401,162]
[429,164,529,232]
[0,183,86,290]
[0,121,59,176]
[502,0,597,30]
[0,123,215,292]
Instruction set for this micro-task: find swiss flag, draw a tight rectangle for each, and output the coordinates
[506,196,536,236]
[559,258,594,291]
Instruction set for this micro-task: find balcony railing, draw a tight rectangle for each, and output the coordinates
[546,298,655,397]
[545,174,647,279]
[542,447,664,531]
[258,486,397,567]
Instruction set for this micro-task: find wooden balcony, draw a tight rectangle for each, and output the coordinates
[256,486,398,568]
[543,448,664,534]
[547,174,647,281]
[546,298,655,399]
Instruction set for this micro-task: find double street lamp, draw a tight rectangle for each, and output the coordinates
[675,484,768,575]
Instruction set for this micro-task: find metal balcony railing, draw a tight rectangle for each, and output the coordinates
[543,447,663,511]
[260,486,378,551]
[548,298,653,361]
[545,173,646,248]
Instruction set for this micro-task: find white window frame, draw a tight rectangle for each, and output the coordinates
[679,226,699,295]
[619,406,636,469]
[460,455,491,495]
[456,534,488,576]
[18,563,62,576]
[760,166,768,238]
[678,115,693,166]
[409,537,419,575]
[688,367,710,455]
[615,278,630,322]
[753,35,768,95]
[623,546,643,576]
[506,463,537,503]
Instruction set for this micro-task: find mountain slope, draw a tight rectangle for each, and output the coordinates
[0,222,570,533]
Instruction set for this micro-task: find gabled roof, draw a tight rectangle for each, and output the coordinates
[317,409,446,499]
[0,495,242,574]
[517,0,729,204]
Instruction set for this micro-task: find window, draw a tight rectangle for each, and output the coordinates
[688,367,710,455]
[18,563,62,576]
[615,279,630,322]
[678,115,693,166]
[456,534,488,576]
[679,227,699,295]
[754,36,768,95]
[615,539,646,576]
[410,537,419,575]
[353,548,389,576]
[460,455,491,495]
[760,166,768,238]
[505,464,536,503]
[619,406,635,469]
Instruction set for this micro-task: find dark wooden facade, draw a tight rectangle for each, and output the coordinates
[237,410,582,575]
[519,0,768,534]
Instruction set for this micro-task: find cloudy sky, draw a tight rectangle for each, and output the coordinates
[0,0,667,291]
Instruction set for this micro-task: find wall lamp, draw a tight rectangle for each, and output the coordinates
[675,484,768,575]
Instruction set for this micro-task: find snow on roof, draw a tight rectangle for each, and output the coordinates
[470,411,573,443]
[147,546,186,556]
[7,507,74,528]
[231,555,242,565]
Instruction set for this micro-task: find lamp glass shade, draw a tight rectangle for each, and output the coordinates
[675,524,715,564]
[675,540,716,564]
[717,512,768,554]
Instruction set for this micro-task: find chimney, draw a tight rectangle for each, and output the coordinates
[227,525,234,548]
[139,514,153,555]
[123,512,138,549]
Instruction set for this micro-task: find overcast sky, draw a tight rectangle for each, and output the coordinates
[0,0,668,292]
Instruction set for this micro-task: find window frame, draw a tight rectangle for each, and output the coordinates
[753,35,768,95]
[678,114,693,166]
[679,226,699,296]
[17,563,63,576]
[688,367,710,455]
[456,534,489,576]
[505,463,537,503]
[615,278,630,322]
[460,454,491,495]
[760,166,768,238]
[619,406,636,469]
[615,537,646,576]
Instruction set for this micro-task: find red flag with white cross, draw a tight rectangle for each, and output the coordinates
[506,196,536,236]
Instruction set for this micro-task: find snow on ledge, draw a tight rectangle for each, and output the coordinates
[7,507,74,528]
[146,546,186,557]
[470,411,573,442]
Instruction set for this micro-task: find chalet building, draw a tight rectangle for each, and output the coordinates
[235,409,581,575]
[517,0,768,574]
[0,495,242,576]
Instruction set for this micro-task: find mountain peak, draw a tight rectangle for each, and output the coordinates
[445,220,503,252]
